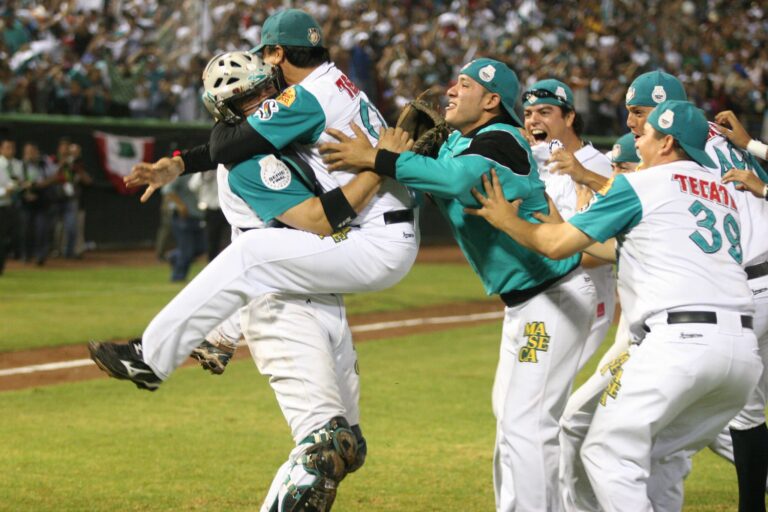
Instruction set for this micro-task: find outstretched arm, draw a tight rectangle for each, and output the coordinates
[464,169,594,260]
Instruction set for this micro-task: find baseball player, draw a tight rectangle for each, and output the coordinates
[610,132,641,174]
[522,79,615,371]
[467,99,762,512]
[91,10,419,389]
[320,58,596,512]
[98,51,402,511]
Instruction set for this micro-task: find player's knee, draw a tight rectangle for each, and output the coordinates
[303,416,360,481]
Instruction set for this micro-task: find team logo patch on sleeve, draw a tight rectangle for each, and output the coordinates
[276,88,296,107]
[260,156,292,190]
[518,321,550,363]
[597,176,615,196]
[256,99,279,120]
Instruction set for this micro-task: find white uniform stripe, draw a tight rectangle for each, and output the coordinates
[0,310,504,378]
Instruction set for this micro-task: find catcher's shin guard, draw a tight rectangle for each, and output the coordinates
[264,417,361,512]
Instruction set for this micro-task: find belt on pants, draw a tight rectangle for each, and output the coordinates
[746,261,768,280]
[382,209,414,225]
[643,311,753,332]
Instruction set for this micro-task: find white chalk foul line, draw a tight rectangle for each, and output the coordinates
[0,310,504,378]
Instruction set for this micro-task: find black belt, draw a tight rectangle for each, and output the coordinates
[643,311,753,332]
[383,209,414,225]
[500,262,580,308]
[746,261,768,280]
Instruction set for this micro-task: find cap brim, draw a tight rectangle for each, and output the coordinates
[680,143,716,168]
[251,44,265,54]
[502,102,523,127]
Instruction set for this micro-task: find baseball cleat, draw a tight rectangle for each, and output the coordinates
[88,338,162,391]
[190,340,235,375]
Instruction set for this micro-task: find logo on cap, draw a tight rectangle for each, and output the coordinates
[307,27,321,46]
[652,85,666,103]
[555,86,567,101]
[478,64,496,82]
[658,109,674,129]
[625,87,636,103]
[612,144,621,159]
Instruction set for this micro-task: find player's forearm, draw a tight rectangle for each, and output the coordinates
[582,240,617,264]
[499,217,585,260]
[179,145,214,174]
[578,169,609,193]
[209,121,277,165]
[341,171,383,211]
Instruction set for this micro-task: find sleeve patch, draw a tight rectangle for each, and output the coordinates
[255,99,279,121]
[276,88,297,107]
[260,156,292,190]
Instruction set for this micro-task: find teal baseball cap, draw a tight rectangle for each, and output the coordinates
[611,133,640,163]
[647,100,715,168]
[625,70,687,107]
[252,9,323,53]
[459,58,523,126]
[522,79,574,109]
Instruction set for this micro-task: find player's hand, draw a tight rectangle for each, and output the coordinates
[532,193,564,224]
[319,123,378,172]
[124,156,185,202]
[715,110,751,150]
[548,149,587,183]
[377,127,414,153]
[722,168,767,198]
[464,168,520,231]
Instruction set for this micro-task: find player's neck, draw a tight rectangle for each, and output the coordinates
[560,131,583,153]
[281,64,317,85]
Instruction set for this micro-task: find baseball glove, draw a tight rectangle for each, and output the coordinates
[396,90,450,157]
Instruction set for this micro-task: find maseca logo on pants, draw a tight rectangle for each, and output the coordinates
[518,322,550,363]
[599,351,630,406]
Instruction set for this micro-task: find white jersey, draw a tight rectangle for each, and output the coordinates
[532,141,615,321]
[703,122,768,267]
[569,160,754,340]
[216,164,265,235]
[246,62,413,226]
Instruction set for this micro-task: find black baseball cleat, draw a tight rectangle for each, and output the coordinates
[88,338,162,391]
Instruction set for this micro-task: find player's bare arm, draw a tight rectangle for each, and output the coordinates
[277,171,384,236]
[722,168,768,199]
[319,124,413,172]
[465,169,593,260]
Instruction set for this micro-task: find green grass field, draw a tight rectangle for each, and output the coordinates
[0,261,742,510]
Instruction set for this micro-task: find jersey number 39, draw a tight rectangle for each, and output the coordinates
[688,199,742,264]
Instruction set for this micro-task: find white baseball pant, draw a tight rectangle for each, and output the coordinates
[141,221,418,379]
[493,268,596,512]
[580,311,761,512]
[576,266,616,371]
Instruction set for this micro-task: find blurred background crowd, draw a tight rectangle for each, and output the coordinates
[0,0,766,137]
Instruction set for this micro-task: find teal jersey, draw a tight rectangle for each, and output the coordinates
[227,155,314,223]
[246,85,327,149]
[392,121,580,295]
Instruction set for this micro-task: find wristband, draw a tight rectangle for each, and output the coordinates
[747,139,768,161]
[319,187,357,231]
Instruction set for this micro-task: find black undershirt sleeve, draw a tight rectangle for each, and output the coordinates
[458,131,531,175]
[373,149,399,179]
[209,121,278,166]
[179,144,215,175]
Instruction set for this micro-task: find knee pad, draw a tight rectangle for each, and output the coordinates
[347,424,366,474]
[268,417,361,512]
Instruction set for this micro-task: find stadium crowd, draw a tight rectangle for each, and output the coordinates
[0,0,766,137]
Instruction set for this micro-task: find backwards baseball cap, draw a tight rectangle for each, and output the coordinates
[625,70,687,107]
[252,9,323,53]
[522,79,574,109]
[459,58,523,126]
[611,133,640,163]
[647,100,715,168]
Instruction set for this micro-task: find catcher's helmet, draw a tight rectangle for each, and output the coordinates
[201,51,276,123]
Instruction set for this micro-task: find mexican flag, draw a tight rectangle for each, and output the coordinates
[93,131,155,195]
